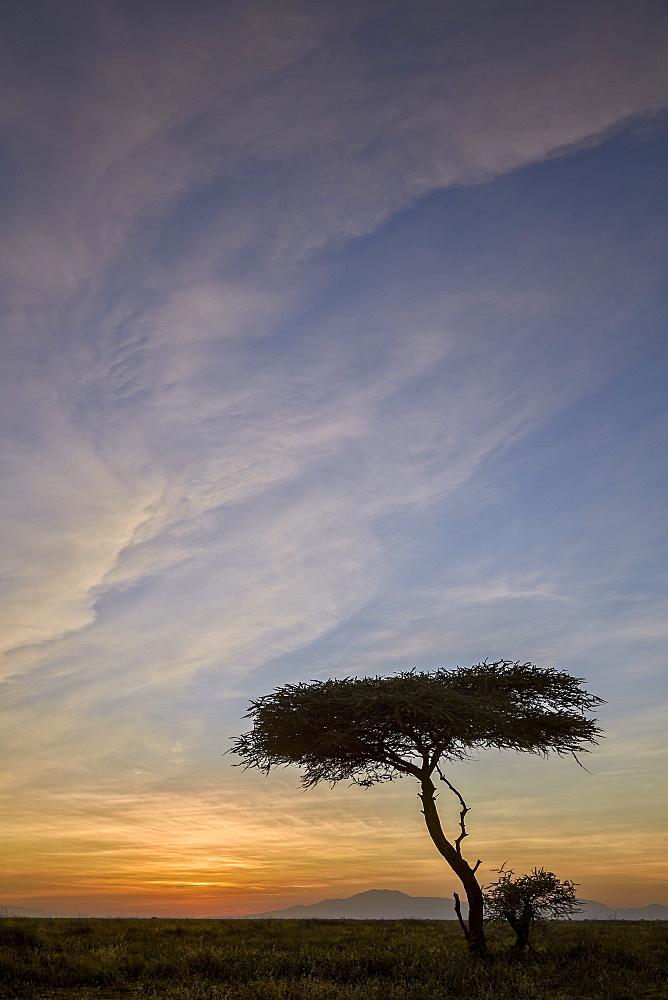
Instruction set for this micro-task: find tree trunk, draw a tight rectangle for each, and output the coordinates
[503,904,534,953]
[513,921,530,953]
[419,775,488,958]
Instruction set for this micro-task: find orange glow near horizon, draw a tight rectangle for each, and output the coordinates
[4,745,667,916]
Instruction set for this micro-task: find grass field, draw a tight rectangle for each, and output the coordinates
[1,917,666,999]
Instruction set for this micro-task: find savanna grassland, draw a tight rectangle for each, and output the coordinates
[1,917,666,1000]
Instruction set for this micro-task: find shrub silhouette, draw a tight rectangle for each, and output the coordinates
[484,866,582,952]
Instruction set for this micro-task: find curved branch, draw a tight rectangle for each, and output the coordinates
[436,764,471,854]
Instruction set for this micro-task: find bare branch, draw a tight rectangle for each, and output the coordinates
[436,764,471,854]
[453,892,470,941]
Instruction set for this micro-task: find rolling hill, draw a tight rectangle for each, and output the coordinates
[242,889,668,921]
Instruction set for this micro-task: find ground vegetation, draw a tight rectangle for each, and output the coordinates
[0,917,666,999]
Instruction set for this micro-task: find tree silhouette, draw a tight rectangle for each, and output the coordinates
[229,660,603,957]
[484,865,582,952]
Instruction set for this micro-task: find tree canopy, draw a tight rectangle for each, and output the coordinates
[229,659,603,957]
[230,660,603,786]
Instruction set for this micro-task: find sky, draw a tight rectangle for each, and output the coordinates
[1,0,667,918]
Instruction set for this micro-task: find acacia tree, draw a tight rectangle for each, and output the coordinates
[229,660,602,957]
[484,866,582,952]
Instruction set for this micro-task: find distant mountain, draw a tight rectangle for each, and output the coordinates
[3,892,666,921]
[578,900,668,921]
[244,889,463,920]
[243,889,668,921]
[0,904,86,918]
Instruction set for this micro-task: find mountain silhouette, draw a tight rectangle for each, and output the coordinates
[244,889,462,920]
[242,889,668,921]
[0,904,86,918]
[3,892,667,921]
